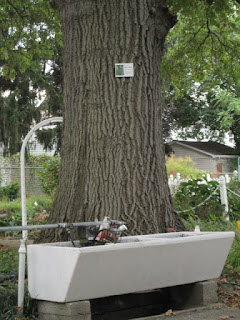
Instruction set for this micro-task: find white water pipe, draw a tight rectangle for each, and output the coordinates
[18,117,63,311]
[18,239,26,307]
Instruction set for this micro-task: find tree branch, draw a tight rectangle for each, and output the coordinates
[6,0,25,20]
[206,20,234,52]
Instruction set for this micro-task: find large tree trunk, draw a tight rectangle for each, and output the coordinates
[41,0,184,242]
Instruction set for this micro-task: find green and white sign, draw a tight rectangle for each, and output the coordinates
[115,63,134,77]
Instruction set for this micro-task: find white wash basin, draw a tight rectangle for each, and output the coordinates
[27,231,234,303]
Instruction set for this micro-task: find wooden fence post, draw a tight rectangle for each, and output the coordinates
[219,176,229,221]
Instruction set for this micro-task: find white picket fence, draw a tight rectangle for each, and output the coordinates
[168,170,238,193]
[169,170,239,220]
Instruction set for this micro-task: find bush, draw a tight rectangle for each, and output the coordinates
[226,178,240,221]
[173,178,223,220]
[0,246,37,319]
[0,282,38,320]
[0,246,19,276]
[0,196,52,231]
[0,182,19,201]
[37,156,60,196]
[174,177,240,222]
[1,182,19,200]
[166,155,206,179]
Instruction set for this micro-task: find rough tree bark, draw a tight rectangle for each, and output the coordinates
[41,0,184,242]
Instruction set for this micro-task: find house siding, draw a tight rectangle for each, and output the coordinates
[170,144,213,171]
[170,143,236,173]
[212,158,235,174]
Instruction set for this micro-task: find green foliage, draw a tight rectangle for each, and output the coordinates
[174,178,223,219]
[0,195,52,214]
[0,76,41,155]
[166,155,206,178]
[0,282,18,320]
[163,82,240,152]
[212,89,240,130]
[0,245,39,319]
[0,246,19,274]
[0,182,20,200]
[0,246,36,319]
[10,153,54,166]
[0,0,61,78]
[37,156,60,196]
[0,281,38,320]
[161,1,240,148]
[0,0,63,155]
[164,1,240,91]
[0,182,19,201]
[227,229,240,273]
[174,177,240,222]
[0,196,52,232]
[227,178,240,220]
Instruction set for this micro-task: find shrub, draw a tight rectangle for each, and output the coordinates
[0,246,38,320]
[0,196,52,231]
[0,282,38,320]
[166,155,207,179]
[10,153,53,167]
[0,246,19,274]
[37,156,60,196]
[173,178,223,220]
[0,182,20,201]
[226,178,240,221]
[1,182,19,200]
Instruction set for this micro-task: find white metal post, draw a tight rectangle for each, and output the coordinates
[219,176,229,221]
[18,239,26,309]
[18,117,63,312]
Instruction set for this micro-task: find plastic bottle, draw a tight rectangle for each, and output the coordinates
[194,225,200,233]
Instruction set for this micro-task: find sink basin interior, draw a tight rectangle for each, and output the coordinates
[42,232,206,248]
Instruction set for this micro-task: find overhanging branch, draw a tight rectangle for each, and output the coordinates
[6,0,26,20]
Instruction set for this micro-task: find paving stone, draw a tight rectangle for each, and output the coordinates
[38,300,91,316]
[38,313,92,320]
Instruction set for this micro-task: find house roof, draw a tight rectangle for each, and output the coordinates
[170,140,237,157]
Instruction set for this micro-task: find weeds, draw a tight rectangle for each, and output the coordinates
[0,282,38,320]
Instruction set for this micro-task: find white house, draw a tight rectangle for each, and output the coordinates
[168,140,238,174]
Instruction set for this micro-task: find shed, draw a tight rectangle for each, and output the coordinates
[168,140,238,174]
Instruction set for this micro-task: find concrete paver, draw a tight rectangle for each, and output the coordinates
[133,304,240,320]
